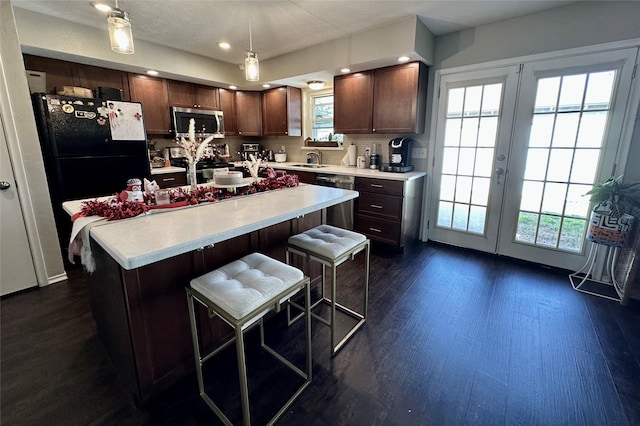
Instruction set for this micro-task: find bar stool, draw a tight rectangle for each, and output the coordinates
[286,224,370,356]
[186,252,312,426]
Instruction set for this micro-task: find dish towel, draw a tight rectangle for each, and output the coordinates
[68,215,106,273]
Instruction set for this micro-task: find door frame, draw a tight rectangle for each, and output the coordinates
[423,40,640,270]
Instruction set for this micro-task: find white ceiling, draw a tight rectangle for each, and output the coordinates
[13,0,578,66]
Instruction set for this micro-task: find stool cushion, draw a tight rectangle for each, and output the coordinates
[190,252,304,320]
[288,225,366,259]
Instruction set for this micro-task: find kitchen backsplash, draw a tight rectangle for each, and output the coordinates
[150,133,430,171]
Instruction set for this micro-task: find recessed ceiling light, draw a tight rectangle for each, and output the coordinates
[262,84,271,88]
[341,68,351,73]
[146,70,158,76]
[218,41,231,50]
[398,56,410,62]
[90,1,113,13]
[229,85,237,90]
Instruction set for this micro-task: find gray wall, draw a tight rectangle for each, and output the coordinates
[434,1,640,70]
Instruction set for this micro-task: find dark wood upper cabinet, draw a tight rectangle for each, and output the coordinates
[23,55,76,94]
[235,91,262,136]
[262,86,302,136]
[373,62,428,134]
[76,64,130,100]
[195,85,220,110]
[23,55,130,99]
[167,80,196,108]
[219,88,237,136]
[334,62,428,134]
[128,74,170,136]
[167,80,220,110]
[334,71,374,134]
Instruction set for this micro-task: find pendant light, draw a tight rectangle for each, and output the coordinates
[107,0,134,54]
[244,22,259,81]
[307,81,326,90]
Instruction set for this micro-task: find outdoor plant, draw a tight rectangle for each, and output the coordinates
[585,175,640,218]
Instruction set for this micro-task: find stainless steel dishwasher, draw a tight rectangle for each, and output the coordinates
[315,174,355,230]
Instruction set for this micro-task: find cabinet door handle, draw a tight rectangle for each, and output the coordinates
[369,227,382,233]
[371,184,384,188]
[162,177,175,182]
[370,204,383,209]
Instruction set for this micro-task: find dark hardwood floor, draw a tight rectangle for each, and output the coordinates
[2,241,639,425]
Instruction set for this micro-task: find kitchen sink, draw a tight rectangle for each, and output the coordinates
[291,164,327,168]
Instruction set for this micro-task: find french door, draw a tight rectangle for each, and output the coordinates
[429,48,638,270]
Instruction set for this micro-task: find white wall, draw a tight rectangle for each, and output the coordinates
[0,1,66,285]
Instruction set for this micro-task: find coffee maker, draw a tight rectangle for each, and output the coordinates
[381,137,414,172]
[239,143,261,161]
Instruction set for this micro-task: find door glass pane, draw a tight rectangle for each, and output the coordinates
[524,148,549,180]
[478,117,498,146]
[576,112,607,147]
[584,71,615,109]
[534,77,560,112]
[551,113,580,147]
[464,86,482,117]
[558,74,586,111]
[436,82,505,235]
[546,149,573,182]
[514,68,617,253]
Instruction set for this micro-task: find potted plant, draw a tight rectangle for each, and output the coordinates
[585,175,640,247]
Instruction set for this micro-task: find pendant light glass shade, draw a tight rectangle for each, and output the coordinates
[245,51,259,81]
[107,9,134,54]
[307,81,326,90]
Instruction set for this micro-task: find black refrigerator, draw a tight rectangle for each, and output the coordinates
[32,93,150,265]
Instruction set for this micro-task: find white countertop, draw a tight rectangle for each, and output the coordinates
[237,162,426,181]
[150,166,187,175]
[62,184,357,270]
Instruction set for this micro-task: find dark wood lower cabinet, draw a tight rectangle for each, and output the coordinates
[87,211,323,405]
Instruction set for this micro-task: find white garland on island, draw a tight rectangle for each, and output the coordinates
[176,118,214,190]
[245,153,262,181]
[176,118,214,164]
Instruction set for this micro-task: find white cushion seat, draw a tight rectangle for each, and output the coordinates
[287,224,366,260]
[190,252,304,320]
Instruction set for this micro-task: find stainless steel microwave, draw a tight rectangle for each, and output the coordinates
[171,107,224,139]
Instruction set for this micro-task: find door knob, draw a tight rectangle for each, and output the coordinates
[497,154,506,161]
[0,181,11,190]
[495,168,505,184]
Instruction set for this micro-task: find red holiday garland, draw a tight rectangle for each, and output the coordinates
[76,168,299,221]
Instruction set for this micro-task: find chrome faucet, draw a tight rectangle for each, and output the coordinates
[307,151,322,165]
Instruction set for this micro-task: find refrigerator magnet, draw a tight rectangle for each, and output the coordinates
[62,104,74,113]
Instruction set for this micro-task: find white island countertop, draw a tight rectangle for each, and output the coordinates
[63,184,357,270]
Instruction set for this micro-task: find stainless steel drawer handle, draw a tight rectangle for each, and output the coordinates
[371,184,384,188]
[162,177,176,182]
[369,227,382,233]
[370,204,383,209]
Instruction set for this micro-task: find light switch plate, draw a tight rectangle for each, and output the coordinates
[412,147,427,159]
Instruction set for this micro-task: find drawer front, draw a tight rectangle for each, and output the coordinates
[156,172,187,188]
[354,214,401,246]
[355,177,404,196]
[356,192,402,220]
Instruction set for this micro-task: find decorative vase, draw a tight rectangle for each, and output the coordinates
[188,162,198,192]
[586,210,635,247]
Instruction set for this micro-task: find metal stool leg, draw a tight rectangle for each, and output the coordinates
[235,325,251,426]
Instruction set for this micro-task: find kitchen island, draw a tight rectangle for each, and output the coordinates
[63,184,357,404]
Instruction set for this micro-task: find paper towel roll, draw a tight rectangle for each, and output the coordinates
[342,144,357,166]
